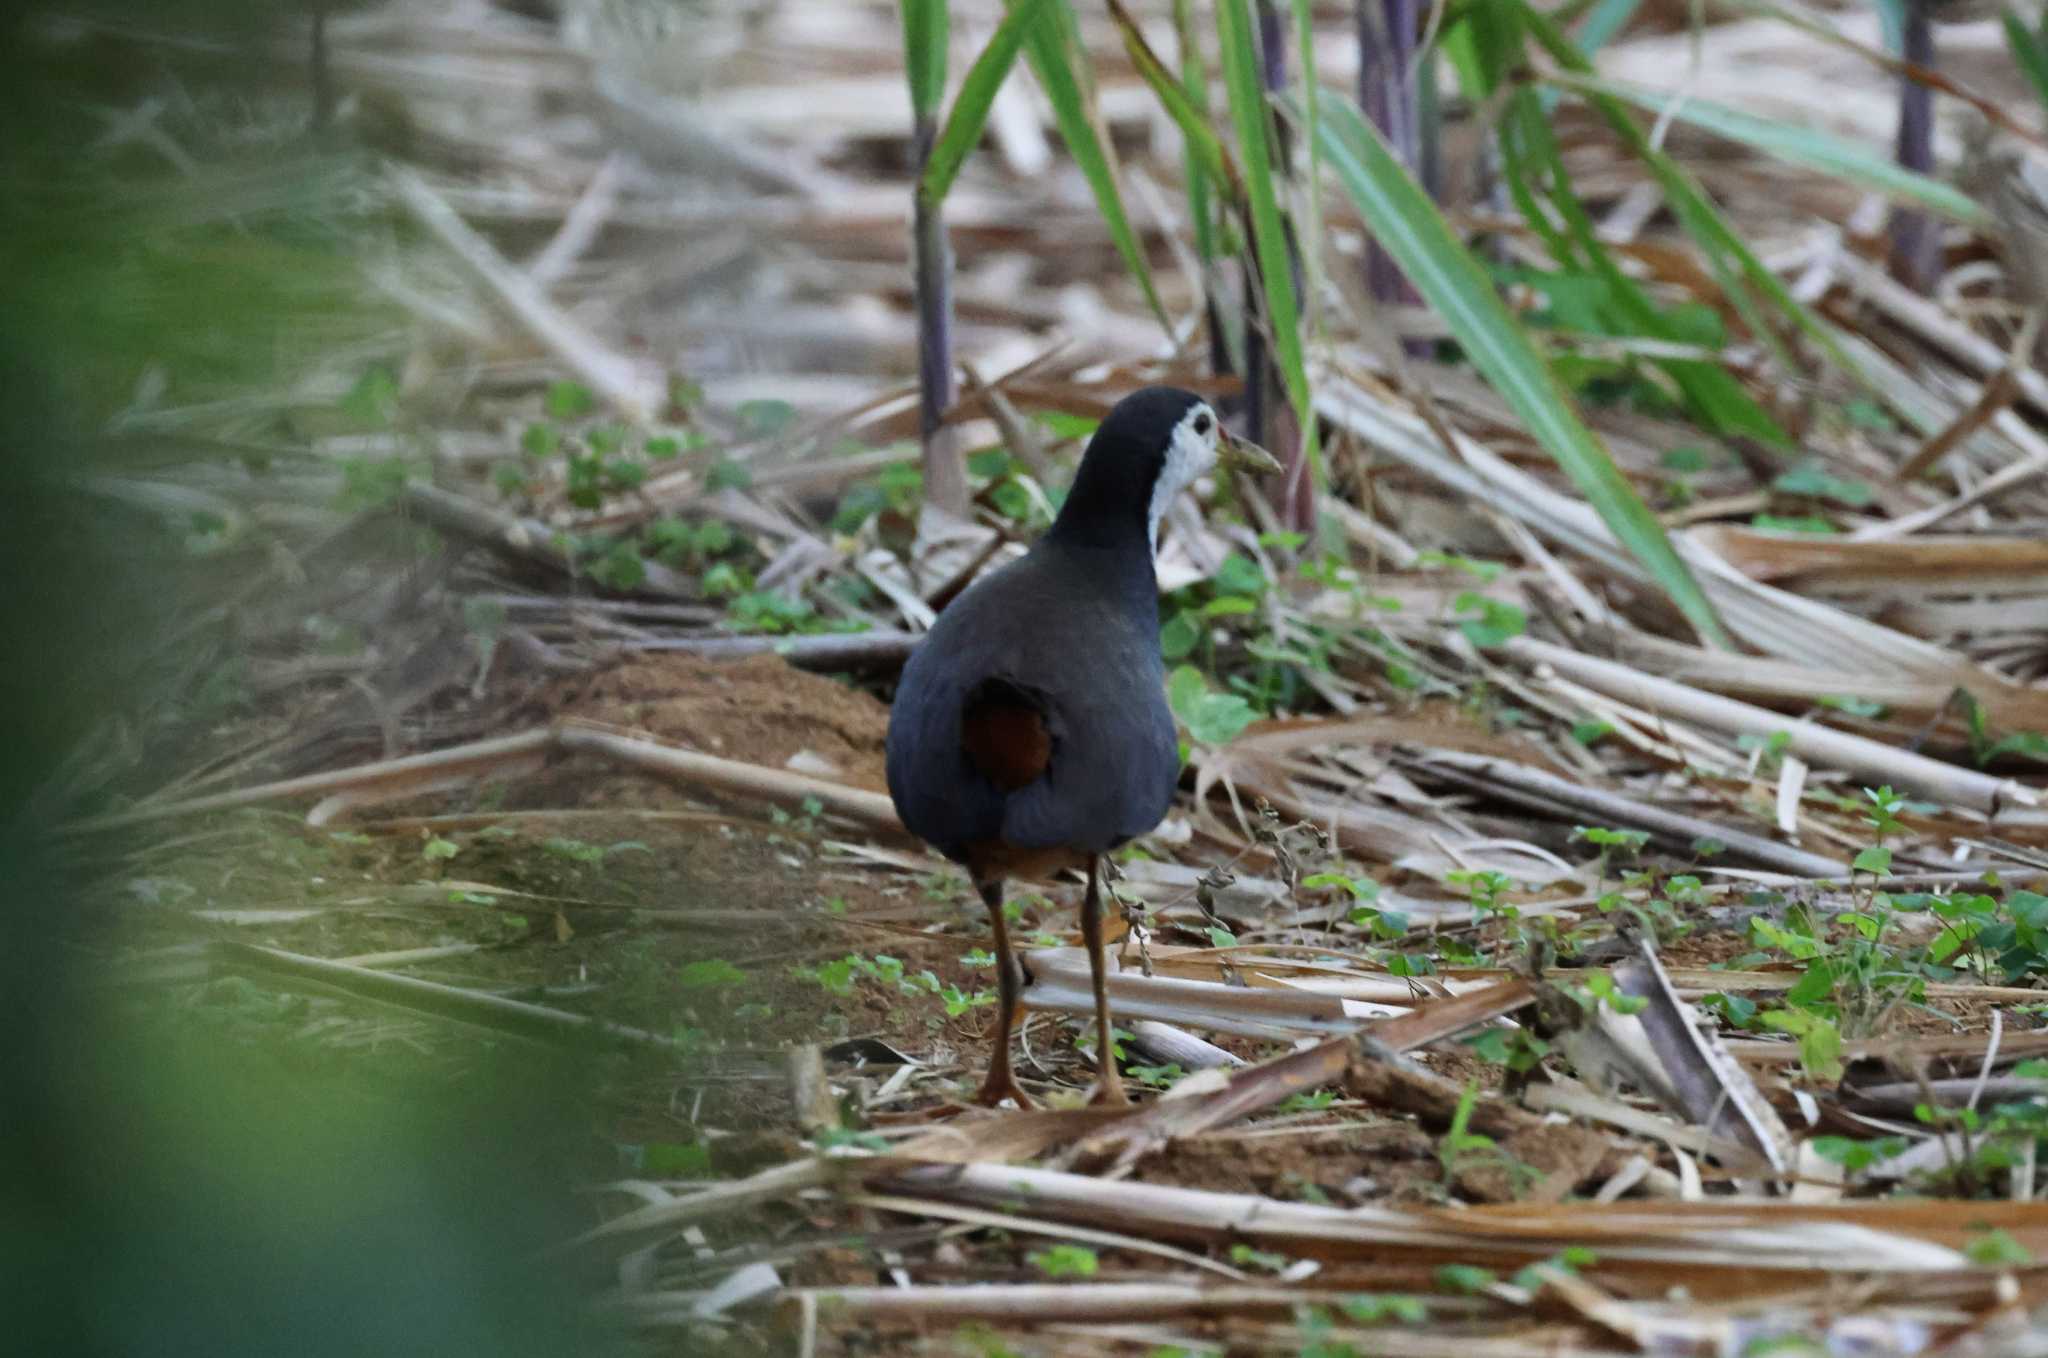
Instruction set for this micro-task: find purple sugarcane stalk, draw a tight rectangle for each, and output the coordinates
[1889,6,1941,293]
[1242,250,1273,452]
[912,117,969,517]
[1250,0,1312,531]
[1204,293,1234,381]
[1358,0,1424,315]
[1241,4,1280,458]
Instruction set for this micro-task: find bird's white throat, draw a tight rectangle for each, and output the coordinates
[1146,405,1220,554]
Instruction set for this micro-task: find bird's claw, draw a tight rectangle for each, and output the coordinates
[972,1066,1037,1111]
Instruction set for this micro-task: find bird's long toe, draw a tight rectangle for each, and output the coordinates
[972,1064,1037,1111]
[1086,1072,1130,1107]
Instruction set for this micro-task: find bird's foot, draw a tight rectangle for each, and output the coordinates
[1087,1072,1130,1107]
[971,1065,1037,1111]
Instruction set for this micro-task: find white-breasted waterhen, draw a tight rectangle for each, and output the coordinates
[885,386,1281,1107]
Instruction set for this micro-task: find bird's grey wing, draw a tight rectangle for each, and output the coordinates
[884,626,1013,860]
[884,566,1067,858]
[998,608,1179,853]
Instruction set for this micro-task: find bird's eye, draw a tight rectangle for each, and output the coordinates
[1193,412,1212,436]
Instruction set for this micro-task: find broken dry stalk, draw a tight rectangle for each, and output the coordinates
[1507,637,2038,815]
[68,721,903,834]
[216,942,676,1048]
[1407,749,1850,878]
[388,167,661,422]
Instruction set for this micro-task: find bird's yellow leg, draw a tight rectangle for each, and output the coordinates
[971,880,1035,1109]
[1079,858,1128,1106]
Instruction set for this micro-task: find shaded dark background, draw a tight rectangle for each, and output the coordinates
[0,6,620,1352]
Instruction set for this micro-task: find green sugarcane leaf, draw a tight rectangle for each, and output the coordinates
[899,0,949,121]
[2004,9,2048,116]
[1448,0,1525,96]
[1554,72,1988,226]
[1290,0,1326,328]
[1111,0,1231,197]
[1505,86,1790,445]
[1573,0,1647,54]
[1175,0,1220,267]
[920,0,1045,206]
[1217,0,1318,463]
[1515,2,1859,384]
[1870,0,1908,54]
[1019,0,1167,327]
[1309,93,1729,647]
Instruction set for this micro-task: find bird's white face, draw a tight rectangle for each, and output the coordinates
[1146,401,1221,552]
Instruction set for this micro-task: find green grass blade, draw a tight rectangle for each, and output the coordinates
[2004,9,2048,115]
[1870,0,1908,54]
[1019,0,1167,327]
[1443,0,1524,98]
[1309,93,1730,647]
[1503,88,1790,445]
[1111,0,1232,197]
[1216,0,1317,457]
[1573,0,1646,54]
[899,0,949,121]
[919,0,1044,206]
[1175,0,1220,268]
[1554,72,1988,226]
[1289,0,1326,328]
[1515,1,1858,383]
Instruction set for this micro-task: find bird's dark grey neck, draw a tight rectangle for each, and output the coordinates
[1033,519,1160,613]
[1043,495,1155,553]
[1044,437,1162,554]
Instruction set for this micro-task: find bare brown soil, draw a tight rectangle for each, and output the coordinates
[535,653,893,789]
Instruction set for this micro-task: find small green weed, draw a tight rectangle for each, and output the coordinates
[1026,1243,1099,1278]
[1436,1081,1536,1194]
[676,959,747,989]
[793,952,992,1013]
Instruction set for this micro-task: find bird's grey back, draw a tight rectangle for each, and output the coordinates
[884,544,1178,863]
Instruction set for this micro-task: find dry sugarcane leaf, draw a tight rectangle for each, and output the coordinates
[1506,638,2039,814]
[773,1280,1463,1325]
[1021,946,1370,1039]
[1841,1027,2048,1080]
[72,720,905,835]
[1405,747,1849,877]
[1533,974,1689,1119]
[1692,525,2048,596]
[1190,724,1586,886]
[1318,376,2048,737]
[1599,631,1969,721]
[1069,978,1539,1176]
[1069,1035,1354,1176]
[869,1157,2026,1271]
[1612,929,1800,1183]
